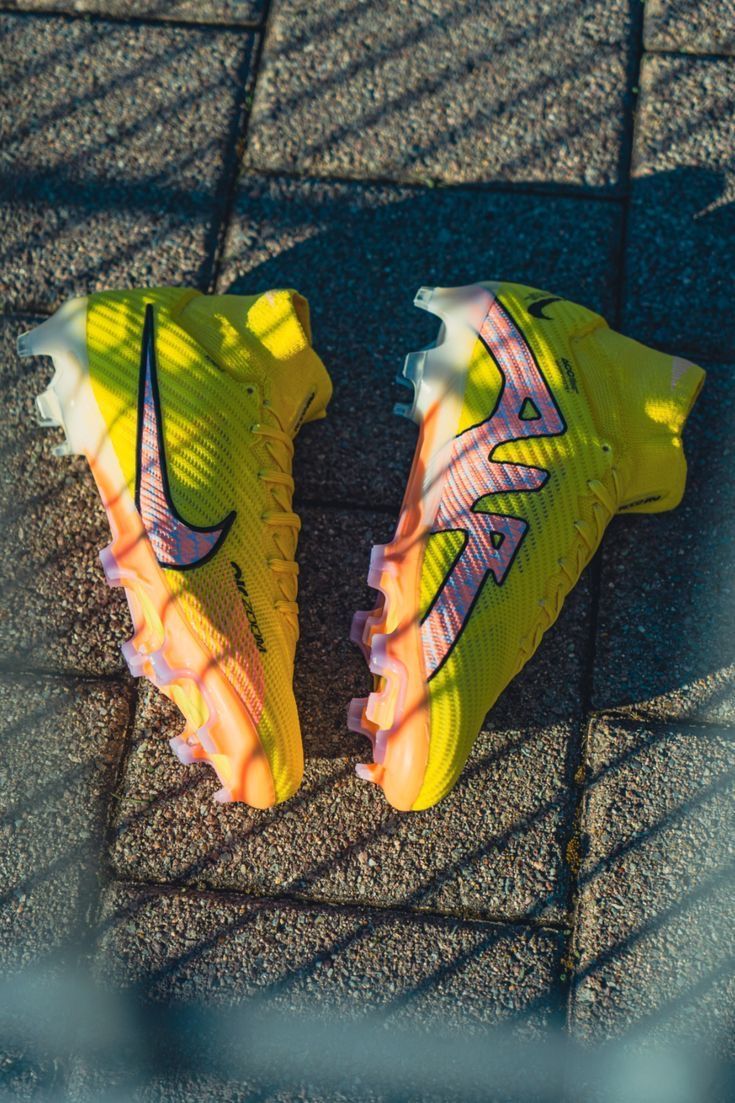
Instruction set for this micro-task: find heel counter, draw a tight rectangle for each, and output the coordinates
[581,326,705,513]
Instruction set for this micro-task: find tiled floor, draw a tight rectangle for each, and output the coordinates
[0,1,733,1099]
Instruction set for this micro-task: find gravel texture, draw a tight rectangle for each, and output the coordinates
[109,506,591,924]
[0,0,732,1089]
[95,883,566,1023]
[644,0,735,54]
[4,0,264,22]
[221,174,622,512]
[245,0,634,189]
[624,55,735,362]
[592,363,734,723]
[0,674,132,1098]
[0,314,129,675]
[571,717,735,1055]
[0,14,256,313]
[0,674,132,970]
[74,881,566,1099]
[111,688,578,923]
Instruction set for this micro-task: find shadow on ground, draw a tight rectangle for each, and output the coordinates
[0,3,734,1094]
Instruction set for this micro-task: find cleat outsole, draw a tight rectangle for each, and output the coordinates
[99,544,123,586]
[20,299,276,808]
[347,283,498,810]
[169,735,198,766]
[35,389,62,428]
[120,638,147,678]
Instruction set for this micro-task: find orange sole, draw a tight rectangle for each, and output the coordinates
[348,284,496,810]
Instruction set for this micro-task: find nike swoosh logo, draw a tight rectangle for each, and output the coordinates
[135,304,235,571]
[527,297,563,320]
[671,356,690,390]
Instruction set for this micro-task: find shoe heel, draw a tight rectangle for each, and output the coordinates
[396,283,498,425]
[18,297,90,458]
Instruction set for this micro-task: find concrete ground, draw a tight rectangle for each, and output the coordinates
[0,1,733,1100]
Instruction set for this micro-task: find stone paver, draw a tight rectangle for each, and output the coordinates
[592,363,734,723]
[572,717,735,1054]
[645,0,735,55]
[0,674,132,972]
[109,506,590,924]
[0,674,132,1098]
[5,1,264,23]
[111,686,578,924]
[221,174,622,512]
[0,0,732,1091]
[0,314,129,674]
[96,883,565,1024]
[246,0,634,189]
[624,55,735,362]
[0,14,256,313]
[73,881,565,1099]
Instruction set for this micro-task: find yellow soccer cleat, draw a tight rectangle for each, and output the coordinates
[349,283,705,811]
[19,287,332,807]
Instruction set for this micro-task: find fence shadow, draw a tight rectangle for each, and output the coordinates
[0,1,733,1100]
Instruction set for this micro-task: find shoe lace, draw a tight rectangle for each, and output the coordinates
[515,465,622,671]
[251,399,300,636]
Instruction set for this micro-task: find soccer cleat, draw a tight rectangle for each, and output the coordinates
[19,287,332,807]
[349,283,705,810]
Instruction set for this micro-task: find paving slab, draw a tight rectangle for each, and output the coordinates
[0,14,256,314]
[624,55,735,362]
[644,0,735,55]
[0,674,132,972]
[592,362,734,723]
[0,314,129,675]
[220,174,622,513]
[72,881,566,1100]
[571,716,735,1055]
[245,0,634,189]
[0,674,132,1100]
[109,505,590,924]
[5,0,264,23]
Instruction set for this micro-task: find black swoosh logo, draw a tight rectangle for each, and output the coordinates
[527,297,563,320]
[135,305,235,571]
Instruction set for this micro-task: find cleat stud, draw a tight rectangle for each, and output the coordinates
[368,544,392,585]
[52,440,74,458]
[169,735,197,766]
[413,286,436,311]
[393,402,413,420]
[35,390,61,428]
[196,724,218,756]
[17,332,36,358]
[402,350,426,384]
[395,372,413,391]
[350,610,370,647]
[98,544,122,586]
[213,786,232,804]
[120,639,146,678]
[347,697,370,734]
[355,762,385,785]
[368,631,391,673]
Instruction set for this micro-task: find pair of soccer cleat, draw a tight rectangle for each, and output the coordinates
[18,284,705,811]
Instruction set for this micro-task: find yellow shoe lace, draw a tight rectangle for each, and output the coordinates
[251,399,301,637]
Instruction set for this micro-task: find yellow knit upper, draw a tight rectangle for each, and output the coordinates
[414,281,705,809]
[86,287,332,803]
